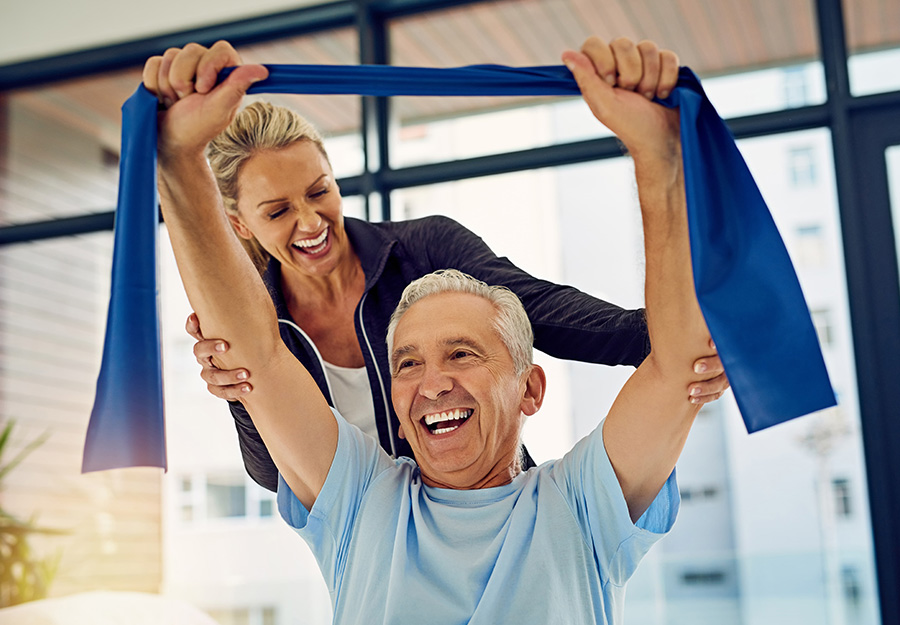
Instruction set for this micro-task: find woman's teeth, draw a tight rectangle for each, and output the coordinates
[293,228,329,253]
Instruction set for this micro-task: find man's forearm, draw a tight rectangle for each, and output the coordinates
[602,151,711,522]
[634,156,710,371]
[159,152,282,368]
[159,151,337,509]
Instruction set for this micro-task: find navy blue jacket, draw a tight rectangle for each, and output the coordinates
[230,215,649,491]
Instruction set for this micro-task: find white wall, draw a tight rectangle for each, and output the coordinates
[0,0,325,65]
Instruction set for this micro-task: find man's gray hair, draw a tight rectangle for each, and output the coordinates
[386,269,534,375]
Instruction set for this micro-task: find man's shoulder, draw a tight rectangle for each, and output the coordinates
[332,412,417,485]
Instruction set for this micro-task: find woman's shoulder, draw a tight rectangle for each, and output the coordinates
[350,213,468,236]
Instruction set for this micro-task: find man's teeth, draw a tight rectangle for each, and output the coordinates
[293,228,328,251]
[423,409,472,434]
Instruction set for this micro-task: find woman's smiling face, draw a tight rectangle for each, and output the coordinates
[231,140,349,279]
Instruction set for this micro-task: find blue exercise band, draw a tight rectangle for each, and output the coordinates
[82,64,836,472]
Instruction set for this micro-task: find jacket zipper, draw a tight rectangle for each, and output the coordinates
[358,292,397,457]
[277,319,337,405]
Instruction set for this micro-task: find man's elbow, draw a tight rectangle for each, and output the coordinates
[644,334,714,388]
[212,321,284,373]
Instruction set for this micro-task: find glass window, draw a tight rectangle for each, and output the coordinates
[843,0,900,96]
[849,47,900,96]
[179,476,196,522]
[0,27,362,226]
[795,225,827,267]
[811,308,835,347]
[789,146,819,187]
[236,30,363,179]
[389,0,823,166]
[206,476,247,519]
[701,63,825,119]
[2,74,129,224]
[173,473,278,523]
[842,566,862,606]
[832,478,853,517]
[783,66,812,106]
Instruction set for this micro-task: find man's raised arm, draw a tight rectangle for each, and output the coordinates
[145,43,338,510]
[564,38,712,521]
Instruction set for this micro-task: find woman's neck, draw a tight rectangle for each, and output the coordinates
[280,248,365,317]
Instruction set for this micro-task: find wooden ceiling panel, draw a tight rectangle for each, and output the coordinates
[844,0,900,50]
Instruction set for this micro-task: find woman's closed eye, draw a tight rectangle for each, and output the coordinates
[267,206,289,220]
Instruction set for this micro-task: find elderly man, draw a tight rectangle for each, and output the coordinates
[156,35,711,624]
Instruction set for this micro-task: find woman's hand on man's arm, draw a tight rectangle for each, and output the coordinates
[186,312,254,400]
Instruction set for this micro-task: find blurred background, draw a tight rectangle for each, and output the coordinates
[1,0,899,623]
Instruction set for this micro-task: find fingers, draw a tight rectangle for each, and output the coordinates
[689,343,731,404]
[185,312,204,341]
[207,64,269,117]
[142,55,162,95]
[580,36,617,86]
[207,381,253,401]
[692,352,724,377]
[634,40,660,99]
[658,50,680,99]
[193,336,228,365]
[155,47,182,107]
[196,40,244,93]
[141,40,252,107]
[689,373,729,405]
[609,38,642,91]
[167,43,208,100]
[202,366,252,401]
[561,45,614,122]
[565,36,678,100]
[191,334,253,400]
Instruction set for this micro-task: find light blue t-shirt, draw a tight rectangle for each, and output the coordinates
[278,410,679,625]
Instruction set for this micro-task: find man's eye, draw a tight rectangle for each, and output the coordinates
[397,360,416,370]
[452,350,471,359]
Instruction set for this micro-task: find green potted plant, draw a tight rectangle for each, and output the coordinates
[0,420,63,607]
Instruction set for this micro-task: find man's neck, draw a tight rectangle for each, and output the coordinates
[418,456,523,490]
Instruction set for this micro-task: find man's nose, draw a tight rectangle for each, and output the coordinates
[419,363,453,401]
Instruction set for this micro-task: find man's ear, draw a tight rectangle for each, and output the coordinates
[520,364,546,417]
[228,213,254,240]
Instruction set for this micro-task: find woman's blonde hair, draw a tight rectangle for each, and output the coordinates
[207,101,330,271]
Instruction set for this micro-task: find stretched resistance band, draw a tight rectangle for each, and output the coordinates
[82,64,836,472]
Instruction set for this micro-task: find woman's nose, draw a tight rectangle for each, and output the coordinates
[292,205,323,234]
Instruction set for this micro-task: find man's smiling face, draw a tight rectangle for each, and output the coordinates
[389,291,536,490]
